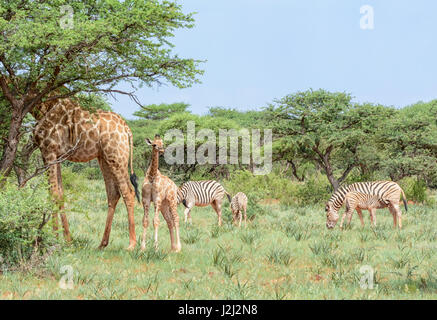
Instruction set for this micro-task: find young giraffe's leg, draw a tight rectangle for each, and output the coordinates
[161,203,176,250]
[97,158,121,249]
[141,183,151,251]
[56,164,71,242]
[211,200,223,226]
[153,196,162,250]
[169,199,181,252]
[356,208,365,228]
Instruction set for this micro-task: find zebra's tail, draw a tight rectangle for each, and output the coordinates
[401,188,408,212]
[225,191,231,202]
[182,199,188,208]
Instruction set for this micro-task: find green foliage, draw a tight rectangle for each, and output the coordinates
[399,177,428,204]
[0,178,57,268]
[134,102,190,120]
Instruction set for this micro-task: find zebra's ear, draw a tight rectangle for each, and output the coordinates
[145,138,153,146]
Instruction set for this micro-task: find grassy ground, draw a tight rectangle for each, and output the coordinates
[0,177,436,300]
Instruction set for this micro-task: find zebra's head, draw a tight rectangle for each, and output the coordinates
[325,202,339,229]
[146,134,165,154]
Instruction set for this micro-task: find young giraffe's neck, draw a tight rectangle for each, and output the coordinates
[148,149,160,178]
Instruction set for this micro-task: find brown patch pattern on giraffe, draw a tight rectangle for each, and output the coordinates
[141,135,181,252]
[33,98,140,250]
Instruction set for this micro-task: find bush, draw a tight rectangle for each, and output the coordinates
[295,174,331,205]
[0,179,58,269]
[399,177,428,203]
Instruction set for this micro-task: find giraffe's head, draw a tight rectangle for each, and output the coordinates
[325,202,339,229]
[146,135,165,154]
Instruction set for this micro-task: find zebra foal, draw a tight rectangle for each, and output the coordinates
[339,191,390,229]
[177,180,231,226]
[230,192,248,227]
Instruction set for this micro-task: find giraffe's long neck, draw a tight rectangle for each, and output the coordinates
[148,149,160,178]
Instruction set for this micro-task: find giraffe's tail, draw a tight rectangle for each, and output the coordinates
[128,131,140,203]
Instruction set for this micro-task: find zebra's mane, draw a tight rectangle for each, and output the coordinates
[328,184,352,207]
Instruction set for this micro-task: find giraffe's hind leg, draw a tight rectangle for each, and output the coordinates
[108,164,136,250]
[141,183,151,251]
[161,203,176,251]
[56,163,71,242]
[45,155,71,242]
[98,158,121,249]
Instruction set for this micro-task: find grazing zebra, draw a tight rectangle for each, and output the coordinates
[339,191,391,229]
[230,192,248,227]
[177,180,231,226]
[325,181,407,230]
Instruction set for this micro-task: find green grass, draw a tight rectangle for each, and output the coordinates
[0,178,436,300]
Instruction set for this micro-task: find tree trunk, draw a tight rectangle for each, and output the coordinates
[289,160,305,182]
[323,161,339,191]
[0,103,25,183]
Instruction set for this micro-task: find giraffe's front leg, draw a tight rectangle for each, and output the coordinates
[141,198,150,251]
[153,197,162,251]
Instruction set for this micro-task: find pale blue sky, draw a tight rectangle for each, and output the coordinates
[109,0,437,119]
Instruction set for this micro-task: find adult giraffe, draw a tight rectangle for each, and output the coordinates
[32,97,140,250]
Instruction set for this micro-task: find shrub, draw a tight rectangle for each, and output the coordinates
[399,177,428,203]
[0,178,58,269]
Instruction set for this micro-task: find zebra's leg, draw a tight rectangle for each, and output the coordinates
[393,203,402,230]
[211,200,223,226]
[339,210,347,230]
[243,205,247,227]
[238,210,242,228]
[388,205,397,229]
[356,208,365,228]
[369,208,376,227]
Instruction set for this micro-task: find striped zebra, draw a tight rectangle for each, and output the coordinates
[230,192,248,227]
[325,181,407,230]
[177,180,231,226]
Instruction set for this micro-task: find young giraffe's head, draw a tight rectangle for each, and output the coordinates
[145,134,165,154]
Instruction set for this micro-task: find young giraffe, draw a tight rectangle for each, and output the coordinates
[141,135,181,252]
[32,97,140,250]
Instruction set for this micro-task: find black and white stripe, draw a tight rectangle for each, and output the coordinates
[177,180,231,226]
[177,180,231,206]
[328,181,407,212]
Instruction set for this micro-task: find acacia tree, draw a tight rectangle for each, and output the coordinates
[267,89,392,191]
[378,100,437,184]
[0,0,203,178]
